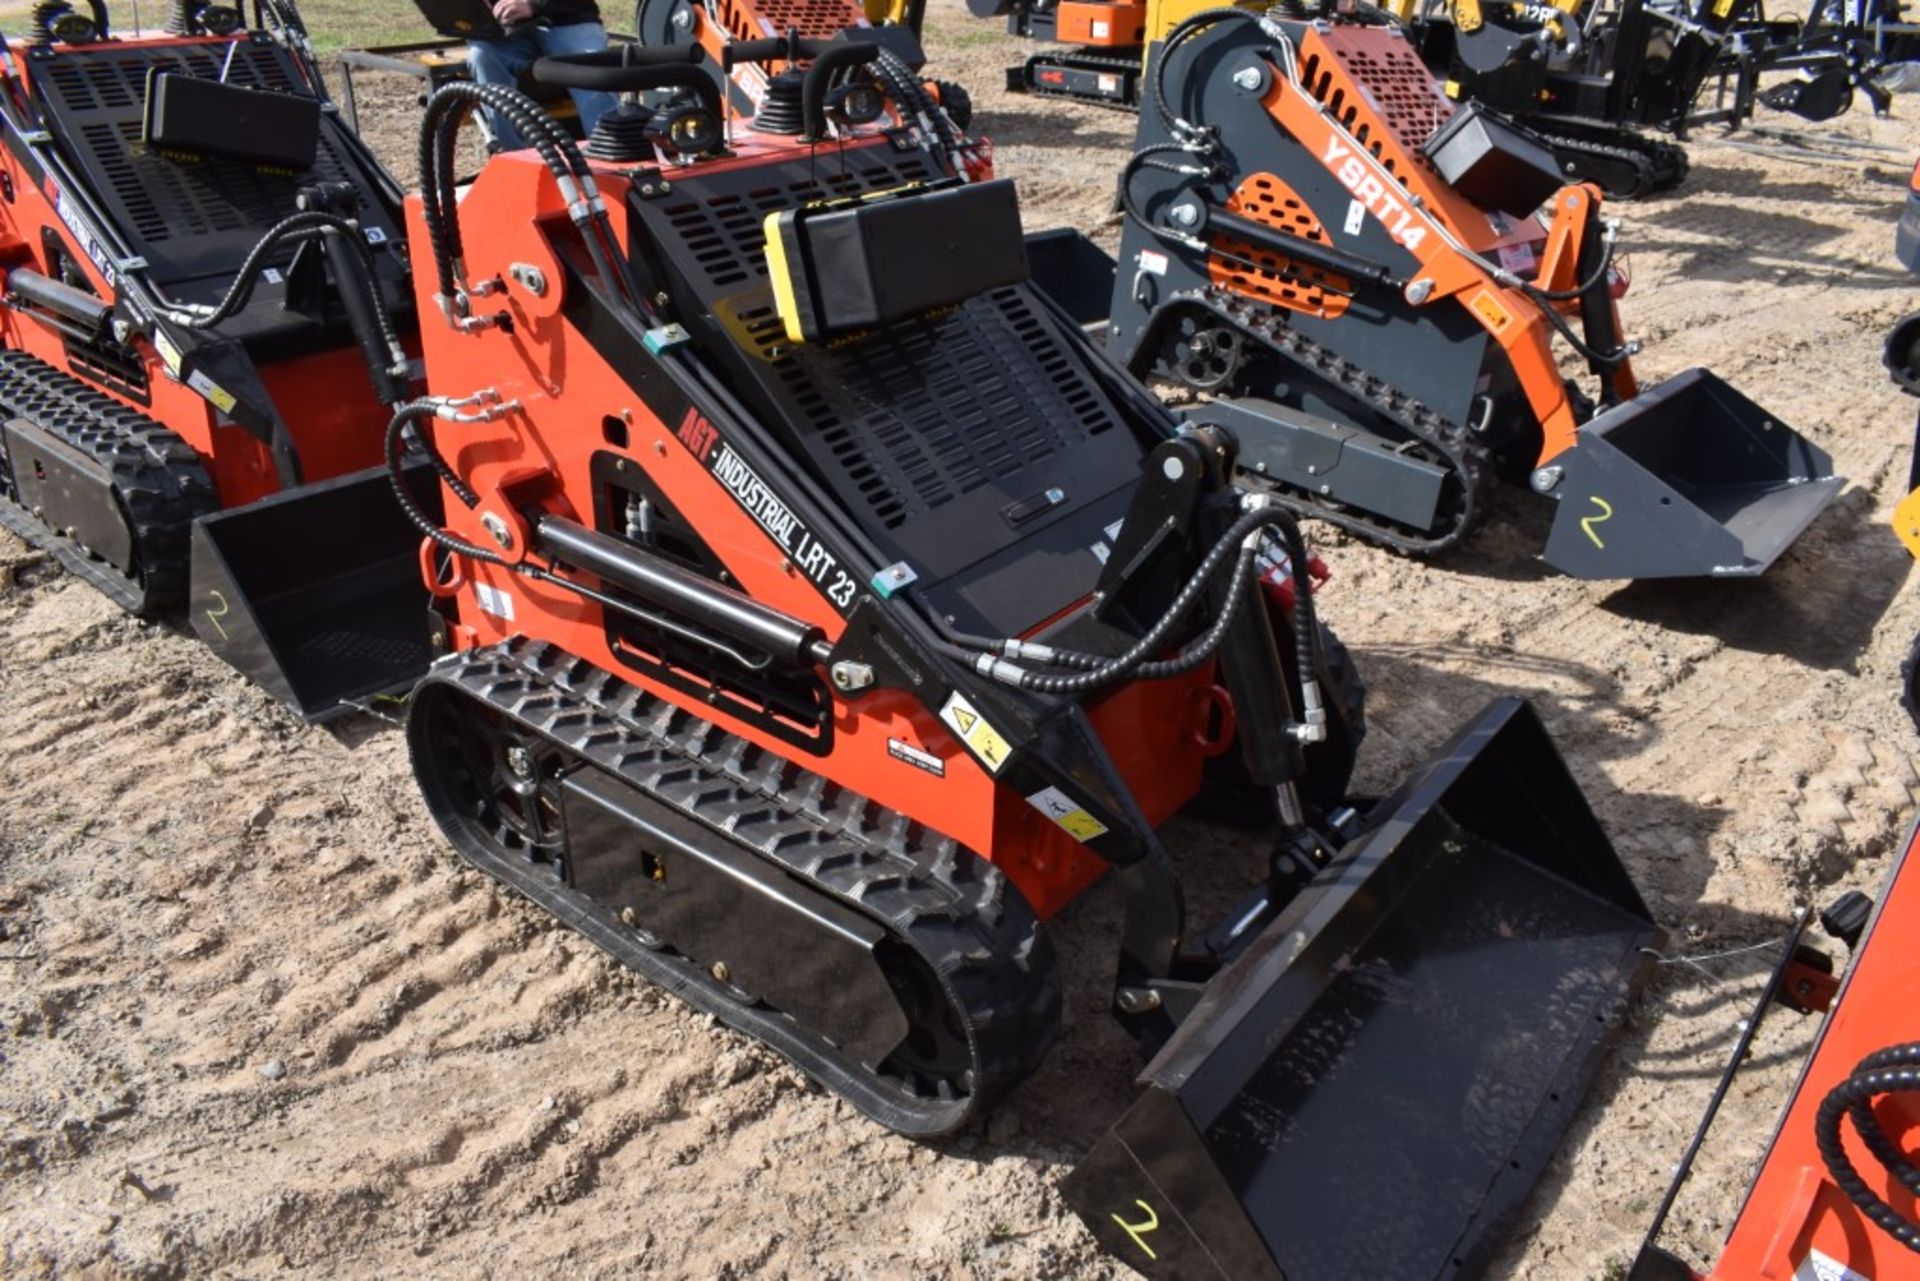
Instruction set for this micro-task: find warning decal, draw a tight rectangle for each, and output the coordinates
[939,692,1012,774]
[1025,785,1109,842]
[1468,288,1514,335]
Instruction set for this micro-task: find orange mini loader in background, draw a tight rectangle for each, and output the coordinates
[1631,820,1920,1280]
[0,0,437,718]
[1081,5,1843,577]
[386,28,1665,1280]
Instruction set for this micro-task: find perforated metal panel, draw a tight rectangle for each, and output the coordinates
[718,0,866,40]
[773,287,1121,530]
[1210,172,1349,318]
[1299,26,1454,179]
[631,143,1146,628]
[26,36,403,289]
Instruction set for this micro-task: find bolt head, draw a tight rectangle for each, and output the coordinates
[480,512,514,550]
[831,660,875,692]
[506,745,534,779]
[1531,465,1564,493]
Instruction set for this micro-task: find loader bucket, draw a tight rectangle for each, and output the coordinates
[188,462,443,723]
[1023,228,1116,333]
[1541,368,1841,579]
[1063,697,1661,1281]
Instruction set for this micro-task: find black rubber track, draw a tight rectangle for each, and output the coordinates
[0,349,215,614]
[1155,289,1499,557]
[407,637,1063,1137]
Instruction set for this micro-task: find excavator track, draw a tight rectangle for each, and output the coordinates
[1016,48,1142,109]
[408,637,1063,1137]
[1160,289,1500,557]
[1525,119,1691,199]
[0,350,215,614]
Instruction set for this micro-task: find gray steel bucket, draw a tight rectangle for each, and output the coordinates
[188,461,442,722]
[1063,697,1661,1280]
[1542,368,1841,579]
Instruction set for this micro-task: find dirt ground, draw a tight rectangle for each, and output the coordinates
[6,3,1920,1278]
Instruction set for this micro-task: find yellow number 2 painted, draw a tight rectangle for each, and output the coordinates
[1580,496,1614,550]
[1111,1200,1161,1261]
[204,589,231,642]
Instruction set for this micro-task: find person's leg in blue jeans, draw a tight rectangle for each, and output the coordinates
[532,22,619,137]
[464,27,541,149]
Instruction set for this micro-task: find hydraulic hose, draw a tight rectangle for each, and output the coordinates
[175,210,382,329]
[869,46,965,175]
[418,81,642,318]
[1815,1041,1920,1256]
[385,402,503,570]
[388,402,479,509]
[945,503,1305,695]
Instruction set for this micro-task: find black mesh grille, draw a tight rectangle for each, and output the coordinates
[27,37,385,286]
[641,151,1122,535]
[774,289,1119,530]
[657,158,938,291]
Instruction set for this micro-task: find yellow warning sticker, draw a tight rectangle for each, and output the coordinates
[1712,0,1734,16]
[1025,785,1109,843]
[152,329,183,376]
[1468,289,1513,335]
[186,368,236,415]
[939,691,1012,774]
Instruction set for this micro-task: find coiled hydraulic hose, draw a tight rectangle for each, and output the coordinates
[1816,1041,1920,1255]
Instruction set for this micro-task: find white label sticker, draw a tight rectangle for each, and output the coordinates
[1795,1248,1873,1281]
[1496,243,1535,275]
[1104,518,1125,542]
[1343,199,1366,236]
[475,581,515,623]
[887,737,945,777]
[1138,249,1169,276]
[364,226,389,244]
[1098,73,1119,93]
[1090,540,1110,564]
[262,266,284,284]
[152,329,183,376]
[1025,785,1109,842]
[1091,19,1109,36]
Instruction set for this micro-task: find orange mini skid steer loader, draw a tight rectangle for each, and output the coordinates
[390,33,1662,1280]
[629,0,980,174]
[1085,6,1842,578]
[0,0,439,718]
[1631,819,1920,1281]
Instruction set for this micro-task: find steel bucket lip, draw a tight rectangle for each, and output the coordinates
[1545,369,1842,579]
[189,460,441,723]
[1064,697,1665,1281]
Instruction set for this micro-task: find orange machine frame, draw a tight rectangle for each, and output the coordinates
[1699,821,1920,1281]
[405,136,1216,921]
[0,34,403,508]
[1253,23,1638,465]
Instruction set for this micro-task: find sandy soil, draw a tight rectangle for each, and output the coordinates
[6,4,1920,1277]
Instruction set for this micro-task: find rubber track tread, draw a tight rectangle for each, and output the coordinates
[0,349,215,613]
[1174,289,1499,556]
[1526,120,1690,199]
[419,637,1062,1136]
[1018,49,1142,111]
